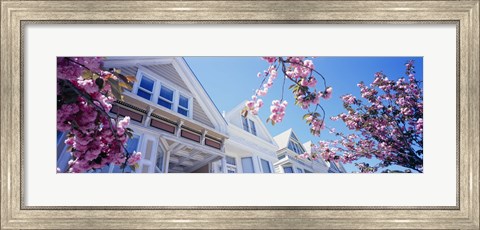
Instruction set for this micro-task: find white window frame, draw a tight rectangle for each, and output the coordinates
[241,117,257,136]
[241,157,255,173]
[260,158,272,173]
[225,155,237,173]
[133,69,193,119]
[241,116,250,132]
[177,93,191,117]
[288,140,305,155]
[158,83,175,110]
[135,72,156,101]
[248,119,257,136]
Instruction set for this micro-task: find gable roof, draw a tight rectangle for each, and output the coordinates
[225,101,276,144]
[273,128,308,150]
[103,57,228,134]
[303,141,313,153]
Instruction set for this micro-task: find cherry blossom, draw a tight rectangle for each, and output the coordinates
[57,57,141,173]
[316,60,423,173]
[243,57,332,135]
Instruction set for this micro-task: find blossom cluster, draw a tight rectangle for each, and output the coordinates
[244,57,332,136]
[317,60,423,172]
[57,57,141,173]
[268,100,288,124]
[245,95,264,115]
[305,113,326,136]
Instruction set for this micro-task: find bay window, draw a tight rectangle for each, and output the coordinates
[135,70,192,118]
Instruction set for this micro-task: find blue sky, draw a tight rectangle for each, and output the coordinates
[184,57,423,172]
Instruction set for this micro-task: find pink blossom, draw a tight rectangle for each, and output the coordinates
[127,151,142,166]
[321,87,333,100]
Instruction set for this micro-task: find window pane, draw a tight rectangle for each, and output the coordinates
[288,141,295,151]
[304,169,312,173]
[283,166,293,173]
[160,86,174,101]
[241,157,254,173]
[57,131,64,143]
[242,117,249,132]
[139,76,154,91]
[156,148,164,172]
[226,156,236,165]
[137,89,152,100]
[261,159,271,173]
[177,107,188,116]
[126,135,140,154]
[296,143,304,154]
[179,95,189,108]
[249,119,257,135]
[157,98,172,109]
[296,168,303,173]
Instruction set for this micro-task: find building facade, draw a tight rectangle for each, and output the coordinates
[57,57,346,173]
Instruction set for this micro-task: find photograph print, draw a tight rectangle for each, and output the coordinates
[57,56,423,174]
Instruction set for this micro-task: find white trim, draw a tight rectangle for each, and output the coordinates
[259,158,273,173]
[134,71,156,101]
[173,58,228,133]
[103,57,173,68]
[132,68,194,119]
[225,100,277,144]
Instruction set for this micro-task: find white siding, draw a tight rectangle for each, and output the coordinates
[110,63,215,129]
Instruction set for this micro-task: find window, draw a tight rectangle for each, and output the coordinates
[288,141,304,155]
[249,119,257,136]
[57,131,64,144]
[260,159,272,173]
[296,168,304,173]
[156,148,164,173]
[304,169,312,173]
[242,116,249,132]
[177,94,190,117]
[226,156,237,173]
[110,134,140,173]
[241,117,257,136]
[136,70,192,118]
[158,85,174,109]
[137,75,155,100]
[241,157,255,173]
[283,166,294,173]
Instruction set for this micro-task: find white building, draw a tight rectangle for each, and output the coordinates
[210,102,279,173]
[273,129,333,173]
[57,57,346,173]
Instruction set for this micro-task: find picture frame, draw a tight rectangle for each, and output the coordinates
[1,0,478,229]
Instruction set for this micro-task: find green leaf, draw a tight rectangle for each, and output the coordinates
[107,78,124,101]
[119,81,133,91]
[302,113,311,120]
[81,70,94,80]
[129,165,136,171]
